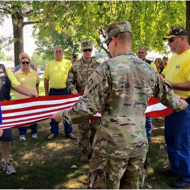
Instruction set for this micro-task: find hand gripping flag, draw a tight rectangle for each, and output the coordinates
[0,95,173,130]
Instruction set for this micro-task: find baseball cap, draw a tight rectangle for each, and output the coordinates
[81,40,93,50]
[163,55,168,59]
[71,54,77,58]
[163,26,188,40]
[103,20,132,43]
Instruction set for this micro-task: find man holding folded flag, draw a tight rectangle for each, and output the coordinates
[162,26,190,188]
[52,20,188,189]
[0,63,38,175]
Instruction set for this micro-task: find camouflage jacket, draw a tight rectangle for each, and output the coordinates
[66,58,100,94]
[61,51,184,159]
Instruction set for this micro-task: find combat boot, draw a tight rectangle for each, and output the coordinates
[80,149,88,162]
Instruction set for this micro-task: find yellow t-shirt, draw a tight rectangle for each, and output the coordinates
[164,49,190,98]
[150,62,157,70]
[5,67,20,88]
[43,59,72,89]
[14,69,40,99]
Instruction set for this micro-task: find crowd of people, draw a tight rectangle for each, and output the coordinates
[0,20,190,189]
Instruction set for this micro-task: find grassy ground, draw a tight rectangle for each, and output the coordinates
[1,78,176,188]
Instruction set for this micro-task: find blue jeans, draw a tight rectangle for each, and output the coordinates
[145,117,152,140]
[165,105,190,182]
[49,88,72,135]
[18,124,37,135]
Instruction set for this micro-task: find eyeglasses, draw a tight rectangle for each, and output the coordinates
[83,49,92,52]
[168,36,181,43]
[55,50,62,53]
[22,62,29,64]
[105,35,118,48]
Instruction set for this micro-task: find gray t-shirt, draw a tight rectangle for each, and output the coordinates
[15,63,35,72]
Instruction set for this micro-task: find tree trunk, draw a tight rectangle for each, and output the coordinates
[11,13,24,66]
[186,1,190,44]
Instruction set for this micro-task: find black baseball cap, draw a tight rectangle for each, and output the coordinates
[71,54,77,58]
[163,26,188,40]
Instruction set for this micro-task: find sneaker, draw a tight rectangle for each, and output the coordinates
[19,135,26,140]
[4,163,16,175]
[32,133,38,139]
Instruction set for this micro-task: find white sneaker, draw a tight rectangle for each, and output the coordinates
[32,133,38,139]
[19,135,26,140]
[4,163,16,175]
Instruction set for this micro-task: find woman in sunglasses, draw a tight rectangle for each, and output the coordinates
[14,57,40,140]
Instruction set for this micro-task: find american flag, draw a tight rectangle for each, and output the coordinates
[0,95,173,130]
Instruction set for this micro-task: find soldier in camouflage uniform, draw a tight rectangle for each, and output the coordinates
[53,21,187,189]
[66,40,100,162]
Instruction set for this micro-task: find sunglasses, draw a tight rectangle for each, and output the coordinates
[168,36,180,43]
[83,49,92,52]
[55,50,62,53]
[105,35,118,47]
[22,62,29,64]
[105,38,112,47]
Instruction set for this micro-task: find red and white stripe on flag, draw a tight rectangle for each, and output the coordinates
[0,95,173,130]
[145,96,173,117]
[0,94,82,130]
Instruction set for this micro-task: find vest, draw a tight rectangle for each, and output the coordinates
[0,64,11,101]
[145,59,152,64]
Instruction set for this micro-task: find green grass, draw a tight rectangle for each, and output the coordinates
[1,80,175,188]
[1,121,88,189]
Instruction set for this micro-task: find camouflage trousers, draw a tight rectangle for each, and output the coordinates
[88,152,146,189]
[78,119,100,151]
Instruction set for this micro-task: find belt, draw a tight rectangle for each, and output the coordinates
[50,88,66,91]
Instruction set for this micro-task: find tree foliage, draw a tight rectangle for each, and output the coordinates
[30,52,47,70]
[35,1,186,56]
[35,29,80,61]
[0,44,7,60]
[0,1,42,65]
[0,1,187,64]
